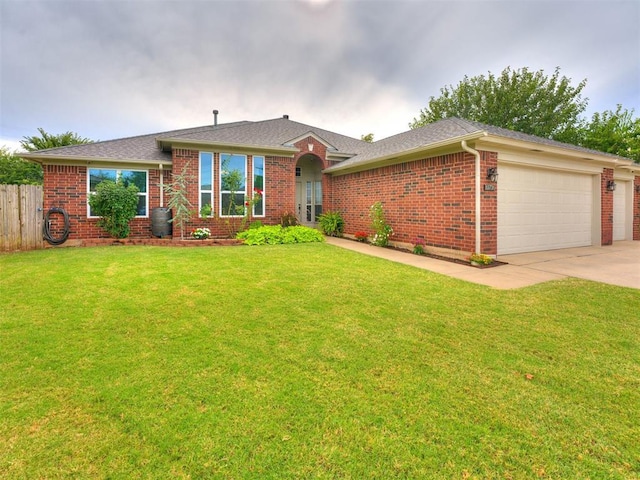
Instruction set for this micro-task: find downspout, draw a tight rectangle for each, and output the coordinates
[159,164,164,208]
[461,141,481,254]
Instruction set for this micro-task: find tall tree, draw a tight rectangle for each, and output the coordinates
[410,66,588,142]
[0,147,43,185]
[579,105,640,163]
[20,127,93,152]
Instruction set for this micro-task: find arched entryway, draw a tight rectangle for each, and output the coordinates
[295,154,324,226]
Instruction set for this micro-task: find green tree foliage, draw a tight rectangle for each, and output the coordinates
[88,180,139,238]
[410,66,588,142]
[20,127,93,152]
[361,133,374,143]
[579,105,640,163]
[0,147,43,185]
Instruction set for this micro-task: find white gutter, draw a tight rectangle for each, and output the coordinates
[461,140,481,254]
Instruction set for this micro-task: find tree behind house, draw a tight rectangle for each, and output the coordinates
[0,147,43,185]
[20,127,93,152]
[410,66,588,143]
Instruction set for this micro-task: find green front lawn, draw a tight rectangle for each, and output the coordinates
[1,244,638,478]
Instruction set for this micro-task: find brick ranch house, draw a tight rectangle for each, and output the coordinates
[22,115,640,256]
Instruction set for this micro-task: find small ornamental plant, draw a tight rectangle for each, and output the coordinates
[370,202,393,247]
[469,253,494,265]
[191,227,211,240]
[354,231,369,242]
[413,238,426,255]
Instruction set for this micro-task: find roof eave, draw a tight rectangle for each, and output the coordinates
[157,138,298,157]
[324,132,487,175]
[476,135,633,167]
[19,153,173,167]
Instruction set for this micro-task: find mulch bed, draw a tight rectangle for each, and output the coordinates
[349,239,507,268]
[46,237,244,248]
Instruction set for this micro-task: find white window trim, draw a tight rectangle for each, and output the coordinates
[219,153,247,218]
[199,152,214,217]
[252,155,265,218]
[87,168,149,218]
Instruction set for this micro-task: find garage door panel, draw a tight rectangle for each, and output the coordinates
[498,165,593,254]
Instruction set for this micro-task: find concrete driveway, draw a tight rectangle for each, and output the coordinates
[498,241,640,289]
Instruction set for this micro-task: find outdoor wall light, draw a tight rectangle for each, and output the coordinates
[636,184,640,194]
[606,180,617,192]
[486,167,498,182]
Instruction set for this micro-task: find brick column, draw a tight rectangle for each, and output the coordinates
[601,168,614,246]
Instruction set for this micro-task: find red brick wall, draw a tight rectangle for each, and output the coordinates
[328,151,496,253]
[168,149,298,237]
[601,168,614,246]
[43,164,169,240]
[634,176,640,241]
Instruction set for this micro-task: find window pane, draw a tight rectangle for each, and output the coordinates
[200,152,213,191]
[254,197,264,216]
[89,169,116,191]
[221,193,246,216]
[121,170,147,192]
[315,180,322,205]
[221,154,246,191]
[253,156,264,216]
[253,156,264,190]
[201,192,212,209]
[137,195,146,216]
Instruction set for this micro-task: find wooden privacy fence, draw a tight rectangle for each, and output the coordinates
[0,184,44,252]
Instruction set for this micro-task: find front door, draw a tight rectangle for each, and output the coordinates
[296,179,322,226]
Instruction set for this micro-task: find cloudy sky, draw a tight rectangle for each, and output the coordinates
[1,0,638,151]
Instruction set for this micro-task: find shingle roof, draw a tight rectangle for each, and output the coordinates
[324,118,485,171]
[324,117,632,173]
[158,117,369,155]
[21,116,632,170]
[21,117,370,163]
[20,122,250,163]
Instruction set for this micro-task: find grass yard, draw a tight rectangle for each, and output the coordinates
[1,244,639,479]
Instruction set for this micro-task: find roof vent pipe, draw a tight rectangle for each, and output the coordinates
[283,114,289,119]
[213,109,219,126]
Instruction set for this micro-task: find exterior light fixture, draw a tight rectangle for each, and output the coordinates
[606,180,617,192]
[486,167,498,182]
[636,184,640,194]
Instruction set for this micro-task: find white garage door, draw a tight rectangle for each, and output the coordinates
[498,164,594,254]
[613,181,627,241]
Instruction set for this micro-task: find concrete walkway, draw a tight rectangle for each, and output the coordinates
[325,237,640,290]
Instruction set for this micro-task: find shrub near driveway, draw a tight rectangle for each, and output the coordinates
[0,244,639,478]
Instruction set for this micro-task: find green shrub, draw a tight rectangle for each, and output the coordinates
[317,210,345,237]
[237,225,324,245]
[370,202,393,247]
[88,180,139,238]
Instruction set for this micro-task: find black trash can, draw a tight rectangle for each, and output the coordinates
[151,207,172,238]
